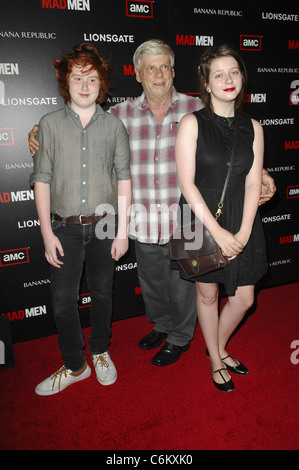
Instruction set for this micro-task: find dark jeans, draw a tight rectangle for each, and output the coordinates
[50,219,115,371]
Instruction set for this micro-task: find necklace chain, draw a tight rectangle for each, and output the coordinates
[224,117,235,128]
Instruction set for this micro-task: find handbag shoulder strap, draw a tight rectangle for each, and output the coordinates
[215,118,238,220]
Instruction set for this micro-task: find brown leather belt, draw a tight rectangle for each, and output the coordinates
[54,214,103,225]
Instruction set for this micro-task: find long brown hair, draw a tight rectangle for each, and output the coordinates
[198,44,248,111]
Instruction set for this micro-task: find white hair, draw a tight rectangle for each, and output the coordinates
[133,39,175,70]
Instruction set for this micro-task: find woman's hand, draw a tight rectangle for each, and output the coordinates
[214,227,244,260]
[233,230,251,250]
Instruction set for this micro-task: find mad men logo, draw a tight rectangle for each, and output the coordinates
[240,35,262,51]
[124,64,136,75]
[0,128,14,145]
[3,305,47,322]
[41,0,90,10]
[0,190,34,203]
[289,39,299,49]
[246,93,266,103]
[279,234,299,244]
[126,0,153,18]
[176,35,213,46]
[0,63,19,75]
[0,248,30,267]
[285,141,299,149]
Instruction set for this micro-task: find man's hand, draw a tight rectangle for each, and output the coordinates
[28,125,39,155]
[259,169,276,205]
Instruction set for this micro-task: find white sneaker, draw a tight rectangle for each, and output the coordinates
[92,351,117,386]
[35,361,91,396]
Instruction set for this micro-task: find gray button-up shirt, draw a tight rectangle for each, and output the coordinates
[29,102,130,218]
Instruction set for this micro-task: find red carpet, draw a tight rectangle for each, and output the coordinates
[1,282,298,451]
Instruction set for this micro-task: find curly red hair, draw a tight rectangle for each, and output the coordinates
[53,42,111,104]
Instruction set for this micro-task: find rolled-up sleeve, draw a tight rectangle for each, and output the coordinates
[29,116,53,187]
[113,119,130,181]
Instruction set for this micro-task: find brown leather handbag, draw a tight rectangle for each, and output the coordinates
[169,119,238,279]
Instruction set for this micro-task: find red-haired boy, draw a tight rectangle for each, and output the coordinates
[30,43,131,396]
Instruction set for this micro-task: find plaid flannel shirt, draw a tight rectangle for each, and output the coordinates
[110,88,204,244]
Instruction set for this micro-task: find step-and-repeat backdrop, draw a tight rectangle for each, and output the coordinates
[1,0,298,343]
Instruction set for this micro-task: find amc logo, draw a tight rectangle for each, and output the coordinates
[0,247,30,267]
[126,0,153,18]
[0,128,14,145]
[79,292,91,308]
[287,186,299,199]
[240,35,262,51]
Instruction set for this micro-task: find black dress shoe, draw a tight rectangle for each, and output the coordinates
[151,341,190,366]
[211,367,234,393]
[138,330,167,350]
[221,354,249,375]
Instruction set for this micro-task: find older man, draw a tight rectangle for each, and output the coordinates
[29,40,276,367]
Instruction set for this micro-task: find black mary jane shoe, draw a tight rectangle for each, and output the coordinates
[211,367,234,393]
[221,354,249,375]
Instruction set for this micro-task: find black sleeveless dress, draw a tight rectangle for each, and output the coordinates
[178,108,268,295]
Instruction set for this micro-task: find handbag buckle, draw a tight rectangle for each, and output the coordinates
[215,202,223,220]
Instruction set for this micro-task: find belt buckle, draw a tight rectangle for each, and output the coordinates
[79,214,89,225]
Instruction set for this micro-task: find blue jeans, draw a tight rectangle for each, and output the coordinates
[50,219,115,371]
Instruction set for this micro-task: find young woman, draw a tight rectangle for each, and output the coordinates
[175,45,268,392]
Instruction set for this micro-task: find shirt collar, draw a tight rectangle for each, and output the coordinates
[138,86,179,111]
[64,101,104,119]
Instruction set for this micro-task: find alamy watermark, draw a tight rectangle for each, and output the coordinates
[0,340,4,365]
[290,340,299,365]
[95,199,204,249]
[290,79,299,105]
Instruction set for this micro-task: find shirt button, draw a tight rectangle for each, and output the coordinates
[83,181,86,185]
[83,164,86,168]
[82,199,86,203]
[83,147,86,150]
